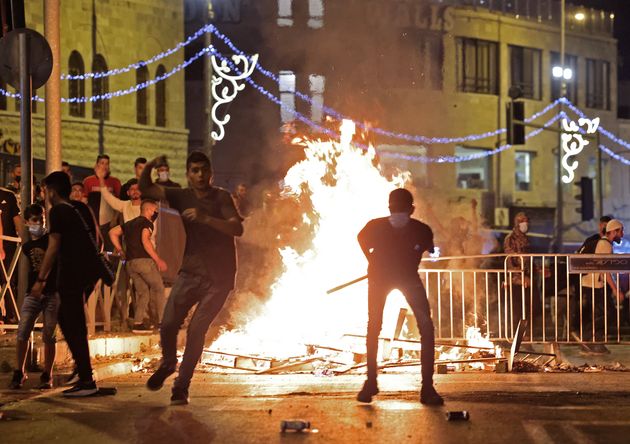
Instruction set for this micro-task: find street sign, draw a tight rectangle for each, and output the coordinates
[568,255,630,273]
[0,28,52,90]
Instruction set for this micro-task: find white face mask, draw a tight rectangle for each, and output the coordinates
[158,171,169,182]
[518,222,529,234]
[389,212,410,228]
[28,223,46,238]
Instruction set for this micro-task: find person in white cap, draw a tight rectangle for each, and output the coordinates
[579,219,625,353]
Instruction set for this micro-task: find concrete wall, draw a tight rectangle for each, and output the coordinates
[0,0,188,184]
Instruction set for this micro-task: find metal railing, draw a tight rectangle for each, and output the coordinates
[420,253,630,343]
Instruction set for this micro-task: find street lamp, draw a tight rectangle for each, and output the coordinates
[552,66,572,80]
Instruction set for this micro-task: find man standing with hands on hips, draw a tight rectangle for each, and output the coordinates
[140,153,243,405]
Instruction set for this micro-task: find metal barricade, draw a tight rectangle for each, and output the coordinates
[420,253,630,344]
[0,235,22,331]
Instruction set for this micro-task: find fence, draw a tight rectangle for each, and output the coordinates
[420,253,630,343]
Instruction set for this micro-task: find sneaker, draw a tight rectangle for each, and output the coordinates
[9,370,27,389]
[356,380,379,403]
[170,387,189,406]
[146,364,176,391]
[62,380,98,397]
[65,369,80,386]
[420,385,444,406]
[37,372,53,390]
[132,324,153,334]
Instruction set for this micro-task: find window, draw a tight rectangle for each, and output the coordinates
[586,59,610,110]
[550,52,578,104]
[277,0,324,28]
[92,54,109,120]
[68,50,85,117]
[279,70,296,125]
[155,65,167,127]
[455,146,491,190]
[308,0,324,29]
[456,38,498,95]
[515,151,533,191]
[309,74,325,122]
[509,45,542,100]
[136,65,149,125]
[277,0,293,26]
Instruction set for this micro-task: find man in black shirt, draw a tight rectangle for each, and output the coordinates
[357,188,443,405]
[110,199,167,331]
[10,204,59,390]
[0,185,23,322]
[140,152,243,405]
[578,215,613,254]
[31,172,99,397]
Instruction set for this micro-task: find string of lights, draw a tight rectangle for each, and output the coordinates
[599,144,630,166]
[209,25,562,144]
[214,50,565,164]
[61,23,213,80]
[1,43,215,103]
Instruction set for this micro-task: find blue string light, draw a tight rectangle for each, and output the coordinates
[599,144,630,166]
[2,43,215,103]
[209,25,565,145]
[61,23,213,80]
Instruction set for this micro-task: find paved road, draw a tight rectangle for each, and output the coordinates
[2,371,630,443]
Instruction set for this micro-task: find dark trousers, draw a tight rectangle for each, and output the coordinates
[367,276,435,386]
[58,289,93,382]
[581,287,612,342]
[160,271,233,390]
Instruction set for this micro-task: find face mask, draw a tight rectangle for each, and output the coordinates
[28,223,45,238]
[518,222,529,234]
[389,212,410,228]
[15,175,21,183]
[151,211,159,222]
[158,171,169,182]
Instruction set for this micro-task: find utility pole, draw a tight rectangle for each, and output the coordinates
[553,0,566,253]
[44,0,61,173]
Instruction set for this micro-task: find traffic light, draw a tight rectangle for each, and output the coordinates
[575,177,594,221]
[507,101,525,145]
[0,0,25,38]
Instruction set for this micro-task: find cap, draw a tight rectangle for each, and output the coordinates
[606,219,624,233]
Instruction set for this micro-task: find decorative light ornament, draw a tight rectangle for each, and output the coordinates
[210,53,259,142]
[560,117,600,184]
[552,66,564,78]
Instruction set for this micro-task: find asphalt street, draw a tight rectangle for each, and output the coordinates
[2,371,630,443]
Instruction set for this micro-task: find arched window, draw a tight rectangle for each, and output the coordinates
[136,65,148,125]
[68,51,85,117]
[155,65,166,127]
[92,54,109,120]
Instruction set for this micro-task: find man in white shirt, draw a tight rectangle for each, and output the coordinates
[580,219,625,352]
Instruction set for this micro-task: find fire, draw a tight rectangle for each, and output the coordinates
[212,120,410,358]
[438,326,501,371]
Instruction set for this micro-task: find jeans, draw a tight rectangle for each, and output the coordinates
[580,287,613,342]
[127,258,165,325]
[367,276,435,386]
[58,289,93,382]
[160,271,233,390]
[17,293,59,343]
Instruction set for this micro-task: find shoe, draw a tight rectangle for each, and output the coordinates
[420,385,444,406]
[146,364,176,391]
[170,387,189,406]
[65,369,80,386]
[62,380,98,397]
[37,372,53,390]
[9,370,27,389]
[356,380,379,403]
[132,323,153,334]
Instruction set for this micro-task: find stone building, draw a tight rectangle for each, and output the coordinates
[207,0,628,247]
[0,0,188,184]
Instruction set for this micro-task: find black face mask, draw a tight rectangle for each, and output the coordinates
[15,175,21,184]
[151,211,159,222]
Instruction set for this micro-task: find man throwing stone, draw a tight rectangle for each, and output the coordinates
[140,152,243,405]
[357,188,443,405]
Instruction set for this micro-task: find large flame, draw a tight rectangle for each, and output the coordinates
[212,121,410,357]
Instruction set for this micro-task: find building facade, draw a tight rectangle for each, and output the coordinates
[207,0,627,246]
[0,0,188,184]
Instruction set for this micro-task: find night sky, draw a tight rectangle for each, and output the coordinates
[577,0,630,80]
